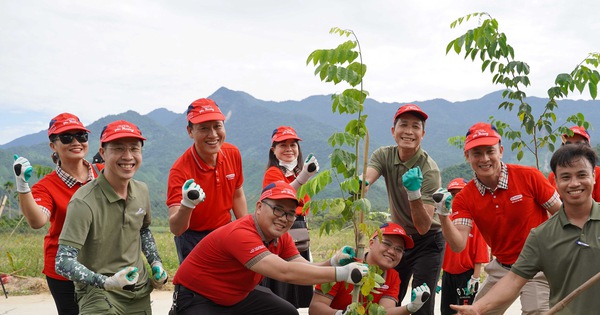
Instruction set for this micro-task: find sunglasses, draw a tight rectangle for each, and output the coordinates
[52,132,89,144]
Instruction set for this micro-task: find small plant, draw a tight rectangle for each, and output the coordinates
[303,27,385,314]
[446,12,600,169]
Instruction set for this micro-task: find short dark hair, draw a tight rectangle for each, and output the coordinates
[550,143,597,175]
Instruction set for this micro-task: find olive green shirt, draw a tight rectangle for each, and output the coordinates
[512,202,600,314]
[59,172,151,288]
[368,146,442,235]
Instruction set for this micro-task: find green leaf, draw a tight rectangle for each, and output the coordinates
[589,81,598,99]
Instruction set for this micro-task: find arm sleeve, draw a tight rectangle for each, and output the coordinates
[141,227,161,265]
[55,244,106,288]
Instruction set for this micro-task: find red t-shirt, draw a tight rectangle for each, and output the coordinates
[167,143,244,231]
[263,166,310,216]
[314,268,400,309]
[172,215,299,306]
[452,164,557,265]
[442,213,489,274]
[31,164,102,280]
[548,166,600,201]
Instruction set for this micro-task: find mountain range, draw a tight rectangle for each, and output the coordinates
[1,87,599,220]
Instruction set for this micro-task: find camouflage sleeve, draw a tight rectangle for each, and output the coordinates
[55,244,107,288]
[140,227,161,265]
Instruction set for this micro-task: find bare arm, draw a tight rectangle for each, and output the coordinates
[250,254,337,285]
[18,192,48,229]
[451,271,527,314]
[379,297,412,315]
[168,205,193,236]
[232,186,248,219]
[547,198,562,215]
[439,215,470,253]
[410,200,434,235]
[473,263,483,279]
[363,167,381,195]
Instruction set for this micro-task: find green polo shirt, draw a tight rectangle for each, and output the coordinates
[512,202,600,313]
[368,146,442,235]
[59,172,151,288]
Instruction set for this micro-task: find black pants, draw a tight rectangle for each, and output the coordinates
[395,230,445,315]
[174,229,213,264]
[260,217,312,308]
[46,276,78,315]
[171,284,298,315]
[440,269,475,315]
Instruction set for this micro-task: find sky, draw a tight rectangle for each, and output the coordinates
[1,0,599,145]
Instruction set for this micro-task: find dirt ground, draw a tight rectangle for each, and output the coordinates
[0,277,522,315]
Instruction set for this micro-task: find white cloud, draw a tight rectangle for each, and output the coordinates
[1,0,599,144]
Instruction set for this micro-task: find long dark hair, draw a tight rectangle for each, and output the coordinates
[267,140,304,175]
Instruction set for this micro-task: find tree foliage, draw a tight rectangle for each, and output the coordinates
[446,12,600,169]
[305,27,386,314]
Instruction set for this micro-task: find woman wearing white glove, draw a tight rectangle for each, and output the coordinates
[260,125,319,308]
[13,113,101,315]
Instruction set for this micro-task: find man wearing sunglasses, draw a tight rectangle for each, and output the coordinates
[170,181,369,315]
[56,120,168,315]
[310,222,432,315]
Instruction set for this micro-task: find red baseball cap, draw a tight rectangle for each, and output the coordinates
[393,104,428,123]
[100,120,146,144]
[447,178,468,191]
[563,126,590,142]
[186,98,226,124]
[271,126,302,144]
[260,181,299,205]
[464,122,501,151]
[373,222,414,249]
[47,113,90,136]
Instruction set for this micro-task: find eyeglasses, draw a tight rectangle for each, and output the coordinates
[107,144,142,155]
[52,132,89,144]
[380,239,405,254]
[261,201,296,222]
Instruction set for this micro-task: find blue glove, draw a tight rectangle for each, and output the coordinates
[330,246,356,266]
[13,154,33,193]
[433,188,453,216]
[402,166,423,201]
[407,283,431,313]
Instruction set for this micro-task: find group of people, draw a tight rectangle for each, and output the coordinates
[11,99,600,315]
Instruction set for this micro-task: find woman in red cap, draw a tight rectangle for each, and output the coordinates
[12,112,103,315]
[260,125,319,308]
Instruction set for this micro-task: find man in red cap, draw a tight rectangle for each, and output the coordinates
[364,103,443,315]
[438,178,489,315]
[170,181,369,315]
[310,222,432,315]
[56,120,168,314]
[547,125,600,201]
[438,122,561,315]
[167,98,248,263]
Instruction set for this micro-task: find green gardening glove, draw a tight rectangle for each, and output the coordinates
[402,166,423,201]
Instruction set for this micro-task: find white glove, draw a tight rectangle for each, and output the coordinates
[407,283,431,313]
[13,154,33,193]
[104,266,139,291]
[335,262,368,284]
[329,246,356,266]
[433,188,453,216]
[181,179,205,209]
[296,154,319,185]
[150,261,168,289]
[466,275,480,295]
